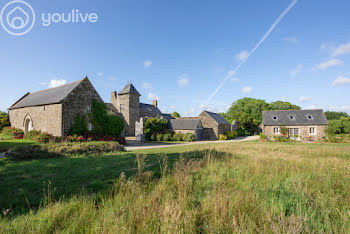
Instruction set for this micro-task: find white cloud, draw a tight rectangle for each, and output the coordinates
[299,96,311,103]
[241,86,253,94]
[331,42,350,57]
[284,37,299,44]
[226,70,236,78]
[177,74,190,87]
[316,59,343,70]
[235,50,249,62]
[329,106,350,114]
[231,78,240,82]
[39,82,48,86]
[142,82,152,90]
[332,76,350,86]
[49,80,67,88]
[290,64,303,77]
[306,104,319,110]
[147,92,159,100]
[144,60,152,68]
[97,72,103,77]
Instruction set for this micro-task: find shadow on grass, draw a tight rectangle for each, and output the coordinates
[0,149,229,217]
[0,140,36,152]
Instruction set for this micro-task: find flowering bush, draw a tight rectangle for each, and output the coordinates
[2,127,25,139]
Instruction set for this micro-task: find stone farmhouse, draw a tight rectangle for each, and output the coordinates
[8,77,232,140]
[261,109,328,141]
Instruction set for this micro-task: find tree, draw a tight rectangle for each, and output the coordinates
[324,111,349,120]
[223,98,301,135]
[0,111,10,131]
[144,117,168,140]
[171,112,181,118]
[268,101,301,111]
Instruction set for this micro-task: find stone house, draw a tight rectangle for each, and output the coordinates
[261,109,328,141]
[168,119,203,140]
[9,77,102,136]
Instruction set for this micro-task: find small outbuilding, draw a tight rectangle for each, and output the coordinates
[198,111,231,140]
[168,119,203,141]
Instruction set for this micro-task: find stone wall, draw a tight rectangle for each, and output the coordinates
[115,93,140,136]
[62,78,103,136]
[218,124,232,136]
[263,125,327,141]
[198,112,219,140]
[9,104,63,136]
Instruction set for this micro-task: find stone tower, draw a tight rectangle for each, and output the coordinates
[111,83,141,136]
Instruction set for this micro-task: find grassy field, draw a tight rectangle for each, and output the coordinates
[0,140,349,232]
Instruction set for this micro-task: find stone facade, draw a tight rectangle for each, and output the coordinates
[61,78,103,136]
[9,78,103,137]
[262,125,327,141]
[198,111,231,140]
[9,104,63,136]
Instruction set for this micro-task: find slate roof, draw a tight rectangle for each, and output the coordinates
[10,80,83,110]
[119,83,141,96]
[262,109,328,126]
[140,103,162,117]
[162,114,174,120]
[202,111,230,125]
[168,119,202,130]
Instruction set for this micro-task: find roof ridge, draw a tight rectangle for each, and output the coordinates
[29,79,83,95]
[263,109,322,112]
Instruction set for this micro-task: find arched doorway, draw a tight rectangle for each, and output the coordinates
[24,117,33,133]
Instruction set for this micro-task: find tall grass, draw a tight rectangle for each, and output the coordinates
[1,144,349,233]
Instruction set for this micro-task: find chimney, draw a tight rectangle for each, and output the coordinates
[111,91,117,104]
[152,100,158,108]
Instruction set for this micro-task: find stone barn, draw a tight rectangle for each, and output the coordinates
[197,111,232,140]
[9,77,102,136]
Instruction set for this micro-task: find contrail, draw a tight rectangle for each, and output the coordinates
[208,0,299,101]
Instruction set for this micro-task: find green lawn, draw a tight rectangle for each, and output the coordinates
[0,139,349,233]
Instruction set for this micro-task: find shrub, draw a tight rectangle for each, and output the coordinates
[0,111,9,131]
[184,133,195,142]
[24,130,42,140]
[36,132,54,143]
[13,128,24,139]
[6,142,125,160]
[236,128,250,136]
[150,134,156,141]
[69,114,88,136]
[225,131,237,140]
[156,134,163,142]
[172,133,184,141]
[144,117,168,140]
[163,133,171,141]
[259,133,266,141]
[219,134,228,141]
[89,100,125,137]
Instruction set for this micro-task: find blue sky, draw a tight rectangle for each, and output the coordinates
[0,0,350,116]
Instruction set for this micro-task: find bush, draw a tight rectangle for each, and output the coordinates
[0,111,9,131]
[6,142,125,160]
[225,131,237,140]
[24,130,42,140]
[36,132,54,143]
[69,114,88,136]
[219,134,228,141]
[163,133,171,141]
[144,117,168,140]
[236,128,250,136]
[156,134,163,142]
[183,133,195,142]
[172,133,184,141]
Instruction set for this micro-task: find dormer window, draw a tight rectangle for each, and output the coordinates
[308,115,313,120]
[273,116,278,121]
[289,116,295,120]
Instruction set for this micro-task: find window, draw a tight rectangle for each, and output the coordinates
[289,116,295,120]
[120,104,124,111]
[87,106,91,113]
[308,115,313,120]
[273,116,278,120]
[88,124,93,131]
[273,127,279,134]
[310,127,316,135]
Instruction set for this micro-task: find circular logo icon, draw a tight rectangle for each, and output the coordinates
[0,0,35,36]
